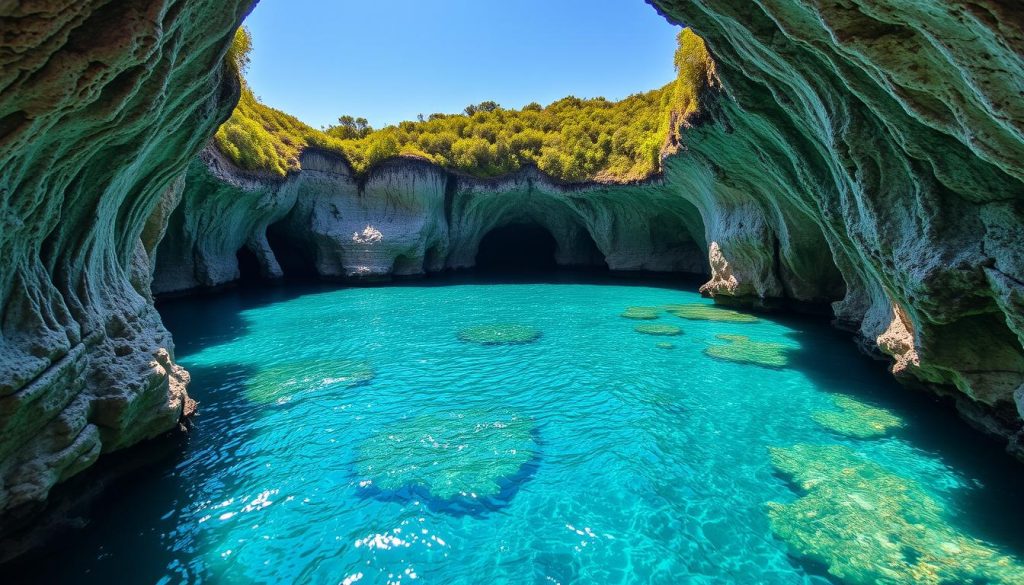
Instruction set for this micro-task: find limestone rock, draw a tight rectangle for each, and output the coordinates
[648,0,1024,453]
[153,147,293,294]
[0,0,254,522]
[153,149,711,284]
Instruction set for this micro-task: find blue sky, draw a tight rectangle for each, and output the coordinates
[242,0,681,129]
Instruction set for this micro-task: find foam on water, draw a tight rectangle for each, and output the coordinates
[21,274,1024,584]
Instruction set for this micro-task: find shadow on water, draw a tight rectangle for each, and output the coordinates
[765,312,1024,557]
[9,362,262,584]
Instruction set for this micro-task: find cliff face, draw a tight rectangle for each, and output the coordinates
[152,147,710,290]
[647,1,1024,444]
[0,0,254,525]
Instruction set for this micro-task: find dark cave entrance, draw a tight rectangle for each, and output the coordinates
[476,224,558,271]
[266,222,317,279]
[475,223,606,272]
[235,245,262,282]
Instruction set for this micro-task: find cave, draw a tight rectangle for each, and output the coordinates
[266,222,317,279]
[235,245,262,282]
[475,223,559,271]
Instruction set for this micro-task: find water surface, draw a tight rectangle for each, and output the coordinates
[20,273,1024,584]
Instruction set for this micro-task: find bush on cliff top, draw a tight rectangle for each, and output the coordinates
[215,28,715,181]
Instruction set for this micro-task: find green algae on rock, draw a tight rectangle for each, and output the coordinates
[665,304,760,323]
[246,359,374,403]
[622,306,661,320]
[705,334,790,368]
[767,444,1024,585]
[458,324,541,345]
[656,342,676,350]
[635,324,683,336]
[812,395,905,439]
[356,410,537,500]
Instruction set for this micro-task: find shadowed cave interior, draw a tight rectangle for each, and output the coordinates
[475,223,606,271]
[235,245,262,282]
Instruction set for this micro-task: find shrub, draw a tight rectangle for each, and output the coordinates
[215,29,717,182]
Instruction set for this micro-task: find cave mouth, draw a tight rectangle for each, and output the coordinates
[476,223,559,271]
[235,245,262,282]
[267,222,318,279]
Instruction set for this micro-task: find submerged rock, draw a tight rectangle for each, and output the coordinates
[665,304,759,323]
[656,342,676,350]
[812,395,905,439]
[356,410,537,500]
[635,324,683,336]
[704,334,790,368]
[621,307,661,320]
[767,444,1024,585]
[458,324,541,345]
[246,359,374,404]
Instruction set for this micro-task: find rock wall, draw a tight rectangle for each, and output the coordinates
[647,0,1024,449]
[153,147,710,287]
[0,0,254,528]
[152,147,293,294]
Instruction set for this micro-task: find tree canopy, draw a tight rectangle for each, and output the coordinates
[214,27,716,182]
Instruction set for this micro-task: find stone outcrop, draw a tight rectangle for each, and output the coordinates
[153,146,710,288]
[0,0,254,530]
[645,0,1024,448]
[152,147,293,294]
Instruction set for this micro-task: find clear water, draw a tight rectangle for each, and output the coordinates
[17,274,1024,584]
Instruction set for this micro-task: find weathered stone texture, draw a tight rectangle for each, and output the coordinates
[0,0,254,518]
[153,147,710,287]
[648,0,1024,449]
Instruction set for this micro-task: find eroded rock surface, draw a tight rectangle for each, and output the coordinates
[647,0,1024,452]
[0,0,254,528]
[153,147,710,286]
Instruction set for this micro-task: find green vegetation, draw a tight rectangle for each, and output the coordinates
[356,410,537,499]
[458,324,541,345]
[215,27,716,181]
[635,324,682,336]
[811,395,905,438]
[621,306,661,320]
[767,444,1024,584]
[704,334,791,367]
[665,303,760,323]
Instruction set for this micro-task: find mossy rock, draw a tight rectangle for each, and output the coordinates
[665,303,760,323]
[246,358,374,404]
[656,342,676,350]
[767,444,1024,585]
[621,306,660,320]
[458,324,541,345]
[356,409,537,500]
[704,334,790,368]
[635,324,682,336]
[811,395,905,439]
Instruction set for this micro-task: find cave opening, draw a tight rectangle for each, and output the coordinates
[235,245,262,282]
[476,224,558,271]
[266,223,317,279]
[475,222,607,272]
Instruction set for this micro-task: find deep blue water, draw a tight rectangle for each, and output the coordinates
[17,273,1024,584]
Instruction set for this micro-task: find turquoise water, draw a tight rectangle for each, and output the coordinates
[18,274,1024,583]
